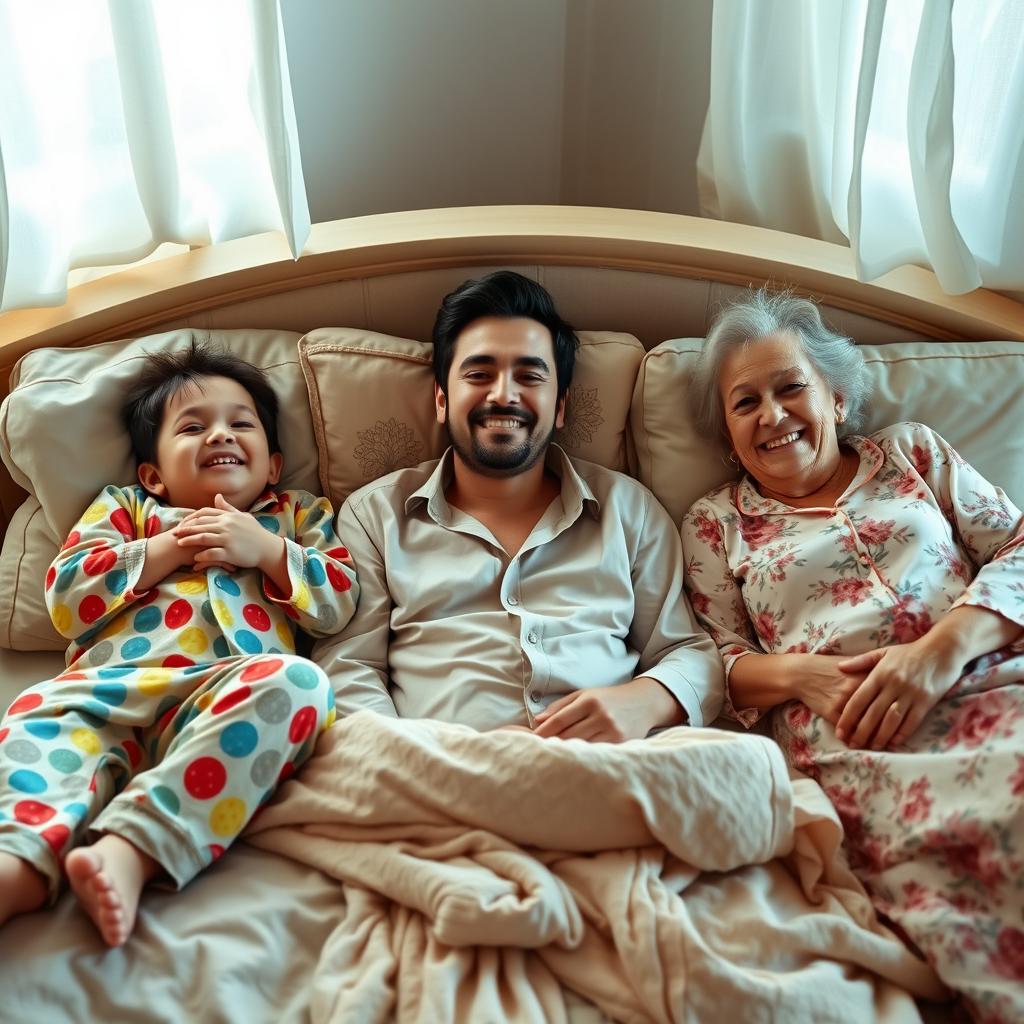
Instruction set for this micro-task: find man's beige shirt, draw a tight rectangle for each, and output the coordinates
[315,446,724,730]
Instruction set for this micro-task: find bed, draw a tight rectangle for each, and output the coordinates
[1,207,1022,1023]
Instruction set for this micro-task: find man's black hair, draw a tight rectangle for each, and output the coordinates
[122,338,281,465]
[431,271,578,402]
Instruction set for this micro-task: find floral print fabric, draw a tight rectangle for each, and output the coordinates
[682,422,1024,1022]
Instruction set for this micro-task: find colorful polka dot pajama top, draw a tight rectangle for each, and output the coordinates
[0,484,358,897]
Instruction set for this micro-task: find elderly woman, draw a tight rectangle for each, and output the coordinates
[680,290,1024,1023]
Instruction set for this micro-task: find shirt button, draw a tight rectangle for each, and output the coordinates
[529,692,542,704]
[527,632,538,644]
[507,596,519,606]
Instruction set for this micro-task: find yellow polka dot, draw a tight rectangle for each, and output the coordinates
[138,668,172,696]
[196,692,214,711]
[71,728,102,755]
[51,604,72,633]
[175,576,208,596]
[81,503,107,524]
[294,506,309,532]
[275,621,295,651]
[96,615,128,641]
[209,797,247,837]
[211,599,234,627]
[294,583,311,611]
[320,707,336,733]
[178,627,209,655]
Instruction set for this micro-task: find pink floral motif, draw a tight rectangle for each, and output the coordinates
[786,702,812,730]
[894,471,918,496]
[890,594,934,642]
[1009,754,1024,796]
[911,443,933,478]
[787,734,820,781]
[690,591,710,616]
[924,814,1005,889]
[692,510,724,554]
[901,879,935,911]
[944,691,1015,750]
[736,514,786,550]
[898,777,933,823]
[829,578,872,606]
[752,609,781,647]
[857,518,895,545]
[990,927,1024,981]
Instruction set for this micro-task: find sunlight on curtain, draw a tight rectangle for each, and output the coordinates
[698,0,1024,294]
[0,0,310,311]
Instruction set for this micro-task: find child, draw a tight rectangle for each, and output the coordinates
[0,341,358,946]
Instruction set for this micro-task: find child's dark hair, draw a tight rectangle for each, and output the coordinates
[431,271,578,402]
[122,338,281,464]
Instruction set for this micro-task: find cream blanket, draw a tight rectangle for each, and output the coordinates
[245,713,946,1024]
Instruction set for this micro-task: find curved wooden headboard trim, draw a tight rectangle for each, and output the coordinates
[2,208,1022,367]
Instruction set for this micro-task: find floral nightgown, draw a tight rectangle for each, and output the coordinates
[681,422,1024,1023]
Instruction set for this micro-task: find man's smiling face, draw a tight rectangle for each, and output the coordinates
[435,316,566,478]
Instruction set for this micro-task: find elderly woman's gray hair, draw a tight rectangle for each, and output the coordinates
[691,289,872,442]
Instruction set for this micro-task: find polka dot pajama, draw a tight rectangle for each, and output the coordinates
[0,484,358,897]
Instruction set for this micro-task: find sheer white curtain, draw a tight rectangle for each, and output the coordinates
[0,0,310,311]
[698,0,1024,295]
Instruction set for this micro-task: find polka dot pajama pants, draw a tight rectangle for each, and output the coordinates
[0,654,334,897]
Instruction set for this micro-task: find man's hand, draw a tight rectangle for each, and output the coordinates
[834,639,961,750]
[532,677,683,742]
[173,494,283,574]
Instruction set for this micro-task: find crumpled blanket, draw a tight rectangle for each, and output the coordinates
[245,712,946,1023]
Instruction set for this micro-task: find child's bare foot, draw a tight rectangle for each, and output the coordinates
[66,836,161,947]
[0,851,48,927]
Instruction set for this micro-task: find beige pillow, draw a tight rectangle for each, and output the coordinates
[632,338,1024,524]
[301,328,644,508]
[0,329,319,651]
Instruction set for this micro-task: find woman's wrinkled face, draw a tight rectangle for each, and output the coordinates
[719,332,844,499]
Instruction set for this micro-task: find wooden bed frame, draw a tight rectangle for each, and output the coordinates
[2,206,1022,533]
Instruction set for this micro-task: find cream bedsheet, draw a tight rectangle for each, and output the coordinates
[245,713,946,1024]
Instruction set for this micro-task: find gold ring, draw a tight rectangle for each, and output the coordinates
[891,701,902,715]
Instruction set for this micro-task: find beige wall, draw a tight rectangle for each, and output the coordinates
[281,0,713,223]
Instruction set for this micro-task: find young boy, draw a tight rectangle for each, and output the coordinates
[0,342,358,946]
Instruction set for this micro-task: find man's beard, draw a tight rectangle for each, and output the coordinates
[446,404,555,478]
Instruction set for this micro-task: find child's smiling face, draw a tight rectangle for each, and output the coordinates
[137,375,282,510]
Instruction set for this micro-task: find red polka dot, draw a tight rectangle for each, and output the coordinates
[264,579,285,601]
[326,546,350,562]
[0,727,8,744]
[83,546,118,576]
[7,692,43,715]
[15,800,56,825]
[162,654,195,669]
[45,566,57,591]
[243,604,271,632]
[211,686,251,715]
[110,508,134,540]
[209,844,226,862]
[41,824,71,855]
[145,515,161,538]
[79,594,106,624]
[122,740,143,768]
[184,756,227,800]
[88,772,98,793]
[278,762,295,784]
[61,531,81,551]
[289,706,318,744]
[240,659,284,683]
[284,605,300,621]
[56,672,87,681]
[165,598,193,630]
[327,563,352,592]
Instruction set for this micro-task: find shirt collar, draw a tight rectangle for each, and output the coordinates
[405,445,601,523]
[734,434,884,515]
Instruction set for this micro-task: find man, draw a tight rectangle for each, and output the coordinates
[315,271,723,739]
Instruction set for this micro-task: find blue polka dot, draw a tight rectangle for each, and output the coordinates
[25,720,60,741]
[183,664,208,675]
[213,636,230,658]
[93,682,127,707]
[120,636,151,660]
[200,600,217,626]
[49,749,82,774]
[105,569,128,595]
[320,522,334,541]
[9,769,47,794]
[303,557,326,587]
[214,574,241,596]
[256,516,280,534]
[268,647,282,655]
[80,702,110,724]
[63,802,88,820]
[220,721,259,758]
[99,665,135,679]
[152,786,180,814]
[133,605,161,632]
[326,687,335,712]
[55,564,79,593]
[234,629,262,654]
[286,662,321,690]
